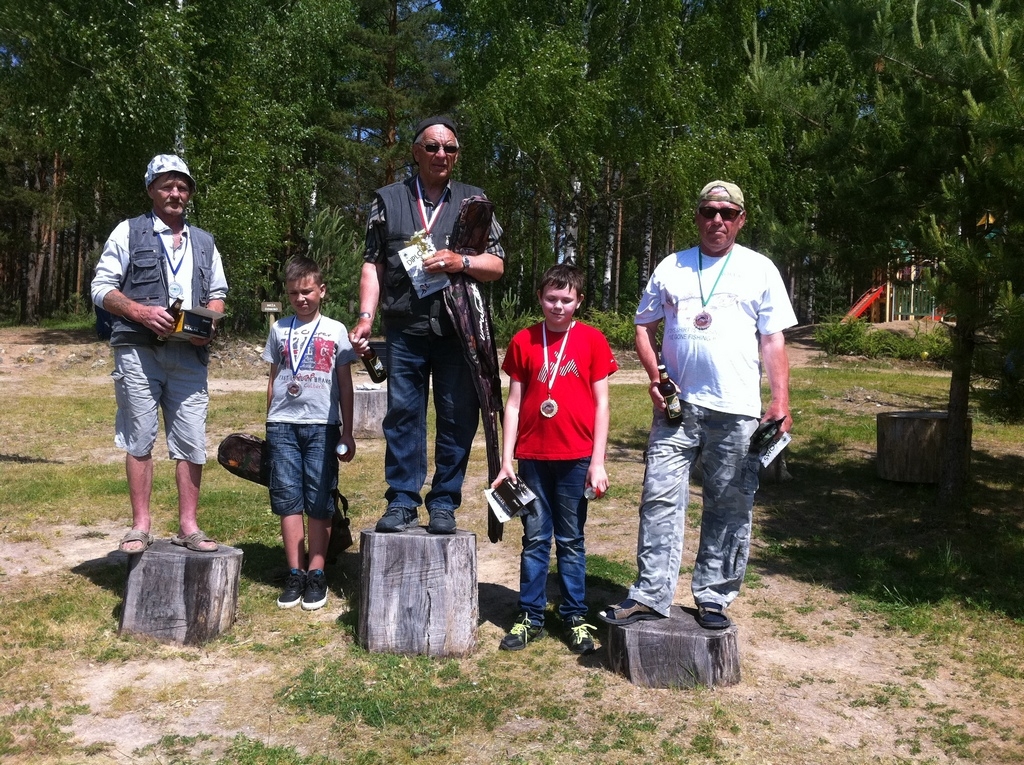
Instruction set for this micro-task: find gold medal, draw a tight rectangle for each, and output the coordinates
[540,398,558,418]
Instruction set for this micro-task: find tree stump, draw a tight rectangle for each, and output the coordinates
[358,527,477,657]
[876,411,971,483]
[352,387,387,439]
[119,540,243,646]
[606,606,741,688]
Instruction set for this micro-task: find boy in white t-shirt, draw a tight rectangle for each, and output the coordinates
[262,257,357,610]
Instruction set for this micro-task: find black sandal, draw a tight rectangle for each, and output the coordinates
[695,601,732,630]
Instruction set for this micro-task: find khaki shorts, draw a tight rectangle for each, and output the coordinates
[112,343,209,463]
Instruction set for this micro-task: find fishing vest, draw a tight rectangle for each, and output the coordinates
[109,213,215,348]
[376,177,485,335]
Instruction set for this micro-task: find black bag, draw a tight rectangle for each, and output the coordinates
[217,433,271,486]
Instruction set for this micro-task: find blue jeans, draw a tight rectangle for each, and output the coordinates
[628,404,760,616]
[516,458,590,626]
[266,422,339,520]
[383,328,479,512]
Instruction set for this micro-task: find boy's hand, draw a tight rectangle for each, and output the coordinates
[491,465,515,489]
[586,464,609,496]
[337,433,356,462]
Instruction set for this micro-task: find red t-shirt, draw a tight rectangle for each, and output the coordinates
[502,321,618,460]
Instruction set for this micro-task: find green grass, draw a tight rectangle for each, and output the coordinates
[3,351,1024,763]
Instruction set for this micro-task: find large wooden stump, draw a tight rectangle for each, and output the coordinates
[119,540,243,646]
[358,528,477,657]
[352,387,387,439]
[876,411,971,483]
[607,606,741,688]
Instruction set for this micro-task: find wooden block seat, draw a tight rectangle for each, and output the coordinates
[606,605,741,688]
[358,527,477,657]
[119,539,243,646]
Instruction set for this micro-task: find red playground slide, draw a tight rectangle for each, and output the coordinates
[846,285,885,319]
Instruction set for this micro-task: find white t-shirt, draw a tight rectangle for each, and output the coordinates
[263,315,358,425]
[635,243,797,418]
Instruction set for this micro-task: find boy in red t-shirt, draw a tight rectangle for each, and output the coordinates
[493,264,618,654]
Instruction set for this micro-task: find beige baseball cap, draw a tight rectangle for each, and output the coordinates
[698,180,744,209]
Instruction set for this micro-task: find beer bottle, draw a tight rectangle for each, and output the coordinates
[361,347,387,383]
[155,298,183,345]
[657,364,682,423]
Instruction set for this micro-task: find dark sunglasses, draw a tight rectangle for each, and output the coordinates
[420,142,460,154]
[698,206,742,222]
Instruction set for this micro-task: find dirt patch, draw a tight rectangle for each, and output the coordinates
[3,324,1019,764]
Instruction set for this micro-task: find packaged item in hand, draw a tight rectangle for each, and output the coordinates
[484,474,539,523]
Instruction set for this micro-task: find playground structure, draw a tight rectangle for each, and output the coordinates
[846,262,943,322]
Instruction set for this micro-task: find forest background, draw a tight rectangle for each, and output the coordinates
[2,0,1024,427]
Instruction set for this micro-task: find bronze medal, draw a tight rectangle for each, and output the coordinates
[694,310,712,330]
[540,398,558,418]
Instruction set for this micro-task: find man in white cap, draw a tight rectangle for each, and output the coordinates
[600,180,797,630]
[91,154,228,554]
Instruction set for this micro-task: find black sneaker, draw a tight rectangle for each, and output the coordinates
[427,507,456,535]
[566,615,597,655]
[375,506,419,533]
[301,569,328,611]
[277,569,306,609]
[499,612,545,651]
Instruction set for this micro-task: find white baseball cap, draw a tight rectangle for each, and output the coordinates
[145,154,196,191]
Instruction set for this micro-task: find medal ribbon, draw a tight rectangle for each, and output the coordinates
[158,229,188,280]
[697,248,734,307]
[287,317,321,378]
[415,177,446,234]
[541,321,574,399]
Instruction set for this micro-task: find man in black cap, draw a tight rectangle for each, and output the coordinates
[350,116,504,534]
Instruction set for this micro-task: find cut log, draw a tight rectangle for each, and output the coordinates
[358,527,477,657]
[876,411,971,483]
[352,387,387,439]
[606,605,741,688]
[119,540,243,646]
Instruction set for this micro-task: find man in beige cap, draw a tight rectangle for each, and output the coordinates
[91,154,228,555]
[600,180,796,630]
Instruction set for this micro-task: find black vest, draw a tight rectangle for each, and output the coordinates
[377,177,485,335]
[109,213,216,348]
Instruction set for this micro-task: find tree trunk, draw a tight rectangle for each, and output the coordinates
[602,167,618,311]
[562,177,581,266]
[640,198,653,290]
[938,319,975,512]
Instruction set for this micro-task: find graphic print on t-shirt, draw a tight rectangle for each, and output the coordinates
[538,358,579,383]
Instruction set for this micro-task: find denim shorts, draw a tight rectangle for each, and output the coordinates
[112,344,209,463]
[266,422,339,519]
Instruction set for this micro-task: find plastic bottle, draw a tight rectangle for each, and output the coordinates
[361,348,387,383]
[657,364,682,423]
[155,297,184,345]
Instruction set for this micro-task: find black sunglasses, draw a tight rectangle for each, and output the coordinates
[420,142,460,154]
[698,206,742,222]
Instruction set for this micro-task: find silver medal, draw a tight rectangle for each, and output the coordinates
[694,310,712,330]
[287,382,302,397]
[168,282,183,299]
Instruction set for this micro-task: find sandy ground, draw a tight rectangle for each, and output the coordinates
[2,321,1019,764]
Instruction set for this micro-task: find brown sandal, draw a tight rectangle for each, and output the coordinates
[171,530,218,552]
[118,529,153,555]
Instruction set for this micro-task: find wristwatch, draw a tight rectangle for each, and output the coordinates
[358,311,372,320]
[461,255,471,272]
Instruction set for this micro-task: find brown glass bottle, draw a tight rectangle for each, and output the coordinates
[657,364,682,423]
[361,348,387,383]
[155,298,183,345]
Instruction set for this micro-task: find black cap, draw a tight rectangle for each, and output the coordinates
[412,116,459,143]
